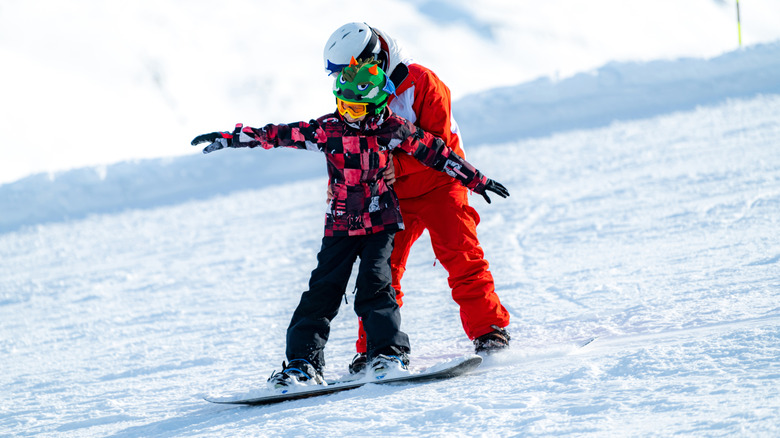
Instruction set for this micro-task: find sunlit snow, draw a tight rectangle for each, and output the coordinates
[1,1,779,437]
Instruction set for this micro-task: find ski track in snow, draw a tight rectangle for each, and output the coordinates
[2,89,780,436]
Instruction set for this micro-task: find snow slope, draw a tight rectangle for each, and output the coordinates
[2,44,780,438]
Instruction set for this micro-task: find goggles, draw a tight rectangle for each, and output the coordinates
[337,98,369,118]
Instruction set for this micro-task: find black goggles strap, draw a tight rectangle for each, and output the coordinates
[357,28,379,62]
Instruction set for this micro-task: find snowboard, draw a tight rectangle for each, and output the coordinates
[205,355,482,406]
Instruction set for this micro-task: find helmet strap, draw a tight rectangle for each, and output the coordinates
[357,28,379,62]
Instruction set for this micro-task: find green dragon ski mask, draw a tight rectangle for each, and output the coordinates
[333,57,396,118]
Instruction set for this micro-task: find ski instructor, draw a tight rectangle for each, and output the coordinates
[323,23,511,373]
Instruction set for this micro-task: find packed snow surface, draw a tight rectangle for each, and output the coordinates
[2,37,780,438]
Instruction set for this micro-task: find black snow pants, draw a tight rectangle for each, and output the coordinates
[286,231,410,372]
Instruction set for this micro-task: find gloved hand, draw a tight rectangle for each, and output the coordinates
[480,179,510,204]
[191,131,233,154]
[382,157,396,186]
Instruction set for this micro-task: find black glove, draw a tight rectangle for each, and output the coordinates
[191,131,233,154]
[481,179,510,204]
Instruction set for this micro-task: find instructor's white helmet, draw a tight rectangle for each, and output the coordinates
[323,22,385,76]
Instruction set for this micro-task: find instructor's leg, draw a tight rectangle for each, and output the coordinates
[421,183,510,339]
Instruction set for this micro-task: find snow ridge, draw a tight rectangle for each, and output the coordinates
[2,42,779,234]
[455,41,780,144]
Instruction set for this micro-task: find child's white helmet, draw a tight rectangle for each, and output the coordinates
[323,22,383,76]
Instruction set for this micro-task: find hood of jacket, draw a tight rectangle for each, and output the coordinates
[372,27,414,77]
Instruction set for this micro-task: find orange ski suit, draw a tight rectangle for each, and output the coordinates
[355,62,510,352]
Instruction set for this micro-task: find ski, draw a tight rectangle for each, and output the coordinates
[205,355,482,406]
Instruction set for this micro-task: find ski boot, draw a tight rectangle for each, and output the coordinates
[267,359,325,390]
[473,325,511,354]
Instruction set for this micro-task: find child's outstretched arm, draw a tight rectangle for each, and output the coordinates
[396,124,510,204]
[191,121,328,154]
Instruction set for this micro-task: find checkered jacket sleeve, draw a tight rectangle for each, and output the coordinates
[390,117,488,194]
[232,121,328,152]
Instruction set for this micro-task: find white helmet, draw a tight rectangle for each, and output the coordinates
[323,22,386,76]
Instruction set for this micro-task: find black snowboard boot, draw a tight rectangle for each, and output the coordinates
[473,325,511,354]
[348,353,368,375]
[368,346,410,379]
[267,359,325,390]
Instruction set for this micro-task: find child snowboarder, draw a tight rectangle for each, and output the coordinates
[191,57,509,389]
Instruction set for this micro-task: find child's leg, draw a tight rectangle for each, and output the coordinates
[286,236,360,371]
[353,231,411,359]
[354,214,424,354]
[389,211,426,308]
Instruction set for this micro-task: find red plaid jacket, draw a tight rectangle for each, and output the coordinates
[233,110,488,237]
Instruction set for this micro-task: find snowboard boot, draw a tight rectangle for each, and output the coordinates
[473,325,511,354]
[267,359,325,390]
[369,347,410,380]
[348,352,368,375]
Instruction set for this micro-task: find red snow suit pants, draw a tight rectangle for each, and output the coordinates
[356,181,510,353]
